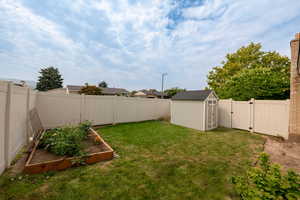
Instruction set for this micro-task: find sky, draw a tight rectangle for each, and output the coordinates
[1,0,300,90]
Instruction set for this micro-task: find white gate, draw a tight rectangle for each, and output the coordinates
[232,101,251,130]
[218,99,290,139]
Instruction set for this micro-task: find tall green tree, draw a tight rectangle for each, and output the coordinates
[164,87,186,97]
[36,67,63,91]
[98,81,108,88]
[207,43,290,100]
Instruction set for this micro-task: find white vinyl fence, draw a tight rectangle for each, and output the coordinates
[36,93,170,129]
[0,85,170,175]
[0,81,36,174]
[219,99,290,139]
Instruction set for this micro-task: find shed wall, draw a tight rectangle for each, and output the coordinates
[171,100,204,131]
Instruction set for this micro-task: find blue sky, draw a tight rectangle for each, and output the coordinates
[1,0,300,90]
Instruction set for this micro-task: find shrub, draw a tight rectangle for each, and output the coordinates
[232,153,300,200]
[39,121,92,156]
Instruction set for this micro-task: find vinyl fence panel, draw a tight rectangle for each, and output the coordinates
[82,95,114,125]
[253,100,289,138]
[0,82,36,174]
[8,85,28,163]
[36,93,171,128]
[36,93,82,129]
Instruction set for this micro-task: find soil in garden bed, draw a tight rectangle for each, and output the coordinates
[30,134,110,164]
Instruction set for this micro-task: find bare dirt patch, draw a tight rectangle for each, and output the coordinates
[264,136,300,173]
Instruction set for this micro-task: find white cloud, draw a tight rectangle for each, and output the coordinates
[183,0,227,20]
[1,0,300,90]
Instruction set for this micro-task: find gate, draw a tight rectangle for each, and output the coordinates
[218,99,289,139]
[231,101,251,130]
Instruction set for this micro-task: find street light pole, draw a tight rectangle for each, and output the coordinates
[161,73,167,99]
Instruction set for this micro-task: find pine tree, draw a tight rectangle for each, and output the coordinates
[36,67,63,91]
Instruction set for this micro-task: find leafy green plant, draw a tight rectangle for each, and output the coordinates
[39,121,92,156]
[232,153,300,200]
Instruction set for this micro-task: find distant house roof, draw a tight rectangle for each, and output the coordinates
[172,90,213,101]
[66,85,128,95]
[140,89,164,97]
[100,87,128,95]
[67,85,83,91]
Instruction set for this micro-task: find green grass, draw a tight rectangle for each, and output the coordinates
[0,121,264,200]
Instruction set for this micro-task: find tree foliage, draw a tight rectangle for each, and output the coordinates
[79,85,102,95]
[98,81,108,88]
[207,43,290,100]
[36,67,63,91]
[165,87,186,97]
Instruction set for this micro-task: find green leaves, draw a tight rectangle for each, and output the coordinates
[232,153,300,200]
[36,67,63,91]
[207,43,290,100]
[38,121,92,156]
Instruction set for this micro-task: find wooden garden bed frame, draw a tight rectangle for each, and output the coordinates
[24,128,114,174]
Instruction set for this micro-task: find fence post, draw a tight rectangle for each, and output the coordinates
[230,98,233,128]
[26,87,30,144]
[135,97,139,122]
[4,82,12,167]
[112,96,117,125]
[250,98,255,133]
[80,94,85,123]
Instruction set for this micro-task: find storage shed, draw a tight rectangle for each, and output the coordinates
[171,90,218,131]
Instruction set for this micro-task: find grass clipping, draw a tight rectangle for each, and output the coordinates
[38,121,92,157]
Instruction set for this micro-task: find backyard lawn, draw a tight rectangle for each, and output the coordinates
[0,121,265,200]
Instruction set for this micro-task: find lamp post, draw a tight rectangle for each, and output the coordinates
[161,73,168,99]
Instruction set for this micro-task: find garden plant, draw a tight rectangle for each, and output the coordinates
[38,121,92,156]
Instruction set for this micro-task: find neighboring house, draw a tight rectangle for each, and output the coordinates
[66,85,83,94]
[133,89,168,98]
[100,87,129,96]
[0,78,36,89]
[66,85,129,96]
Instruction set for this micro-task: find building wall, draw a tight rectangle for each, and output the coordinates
[171,100,204,131]
[289,33,300,135]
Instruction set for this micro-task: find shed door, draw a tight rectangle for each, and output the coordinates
[206,99,218,130]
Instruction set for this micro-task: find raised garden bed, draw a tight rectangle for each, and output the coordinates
[24,128,113,174]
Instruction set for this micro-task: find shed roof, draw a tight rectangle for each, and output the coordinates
[172,90,213,101]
